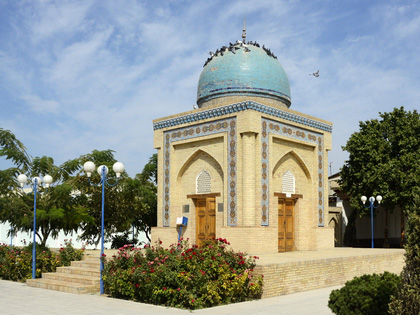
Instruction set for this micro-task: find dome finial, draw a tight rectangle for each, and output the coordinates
[242,17,246,43]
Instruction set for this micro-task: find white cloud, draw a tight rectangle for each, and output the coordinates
[1,0,420,176]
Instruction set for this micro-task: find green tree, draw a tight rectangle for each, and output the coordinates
[0,156,92,247]
[128,154,157,242]
[389,191,420,314]
[339,107,420,243]
[0,128,31,193]
[65,149,136,246]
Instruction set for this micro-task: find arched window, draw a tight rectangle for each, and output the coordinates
[282,170,295,194]
[197,170,211,194]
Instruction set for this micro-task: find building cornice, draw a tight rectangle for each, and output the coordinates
[153,101,332,133]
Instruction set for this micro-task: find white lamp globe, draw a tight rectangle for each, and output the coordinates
[83,161,96,177]
[32,177,42,186]
[17,174,28,187]
[43,175,53,188]
[113,162,124,178]
[361,196,367,204]
[376,195,383,204]
[97,165,109,176]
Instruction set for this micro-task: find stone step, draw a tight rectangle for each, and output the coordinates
[26,278,98,294]
[42,272,100,287]
[56,266,100,277]
[71,260,100,269]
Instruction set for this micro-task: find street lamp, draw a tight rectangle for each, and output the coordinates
[83,161,124,295]
[17,173,53,279]
[361,195,383,248]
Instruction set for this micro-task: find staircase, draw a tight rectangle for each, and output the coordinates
[26,251,101,294]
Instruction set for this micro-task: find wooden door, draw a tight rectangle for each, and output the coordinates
[278,199,294,252]
[195,197,216,246]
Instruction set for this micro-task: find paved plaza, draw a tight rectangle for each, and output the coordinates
[0,279,338,314]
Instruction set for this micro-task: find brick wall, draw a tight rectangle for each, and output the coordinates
[254,250,405,298]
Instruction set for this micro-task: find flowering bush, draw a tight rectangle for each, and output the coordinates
[58,239,85,266]
[103,238,263,309]
[0,240,84,281]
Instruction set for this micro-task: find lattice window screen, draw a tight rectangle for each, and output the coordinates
[282,170,295,194]
[197,170,211,194]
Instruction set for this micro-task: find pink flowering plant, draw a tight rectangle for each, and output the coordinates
[102,238,263,309]
[0,240,84,281]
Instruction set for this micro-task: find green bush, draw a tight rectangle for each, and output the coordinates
[389,208,420,314]
[103,238,263,309]
[58,239,85,266]
[328,272,400,315]
[0,240,84,281]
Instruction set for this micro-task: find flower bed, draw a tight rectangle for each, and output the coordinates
[0,240,84,281]
[103,238,263,309]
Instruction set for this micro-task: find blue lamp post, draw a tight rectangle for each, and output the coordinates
[361,195,383,248]
[83,161,124,295]
[17,173,53,279]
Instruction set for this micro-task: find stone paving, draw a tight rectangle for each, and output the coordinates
[0,279,338,314]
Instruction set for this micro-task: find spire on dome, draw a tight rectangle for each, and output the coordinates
[242,17,246,43]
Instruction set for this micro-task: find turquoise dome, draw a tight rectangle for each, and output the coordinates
[197,44,291,107]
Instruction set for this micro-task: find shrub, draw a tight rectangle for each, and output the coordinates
[58,239,85,266]
[0,240,84,281]
[103,238,263,309]
[328,272,400,315]
[389,202,420,314]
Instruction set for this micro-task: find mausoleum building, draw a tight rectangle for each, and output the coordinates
[151,29,333,254]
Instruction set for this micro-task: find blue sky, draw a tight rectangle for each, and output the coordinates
[0,0,419,177]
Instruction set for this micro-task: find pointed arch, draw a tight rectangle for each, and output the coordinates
[177,148,223,180]
[272,150,311,180]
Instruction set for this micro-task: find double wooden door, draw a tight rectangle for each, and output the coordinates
[195,197,216,246]
[278,198,295,252]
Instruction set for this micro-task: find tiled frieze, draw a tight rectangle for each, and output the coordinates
[154,101,332,133]
[261,118,325,226]
[162,118,237,226]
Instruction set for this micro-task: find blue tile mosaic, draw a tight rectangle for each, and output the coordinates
[153,101,332,133]
[261,117,325,227]
[197,46,291,106]
[162,118,237,226]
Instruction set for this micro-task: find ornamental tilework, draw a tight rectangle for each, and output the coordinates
[162,118,237,226]
[154,101,332,133]
[261,118,325,226]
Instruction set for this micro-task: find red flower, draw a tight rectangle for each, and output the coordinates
[135,284,139,288]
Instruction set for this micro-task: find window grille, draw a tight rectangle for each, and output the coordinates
[282,170,295,194]
[197,170,211,194]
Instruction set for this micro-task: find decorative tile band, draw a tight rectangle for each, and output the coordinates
[154,101,332,133]
[261,118,324,226]
[162,118,237,226]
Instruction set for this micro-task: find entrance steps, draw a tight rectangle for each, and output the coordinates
[26,251,103,294]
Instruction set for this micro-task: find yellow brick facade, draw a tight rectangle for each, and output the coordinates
[152,96,333,254]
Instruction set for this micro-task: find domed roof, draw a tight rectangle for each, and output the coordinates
[197,42,291,108]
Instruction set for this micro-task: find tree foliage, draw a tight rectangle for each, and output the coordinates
[1,128,158,248]
[129,153,157,242]
[389,191,420,314]
[339,107,420,215]
[0,128,31,194]
[0,156,91,247]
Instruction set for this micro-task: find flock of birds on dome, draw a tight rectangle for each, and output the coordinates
[203,40,278,67]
